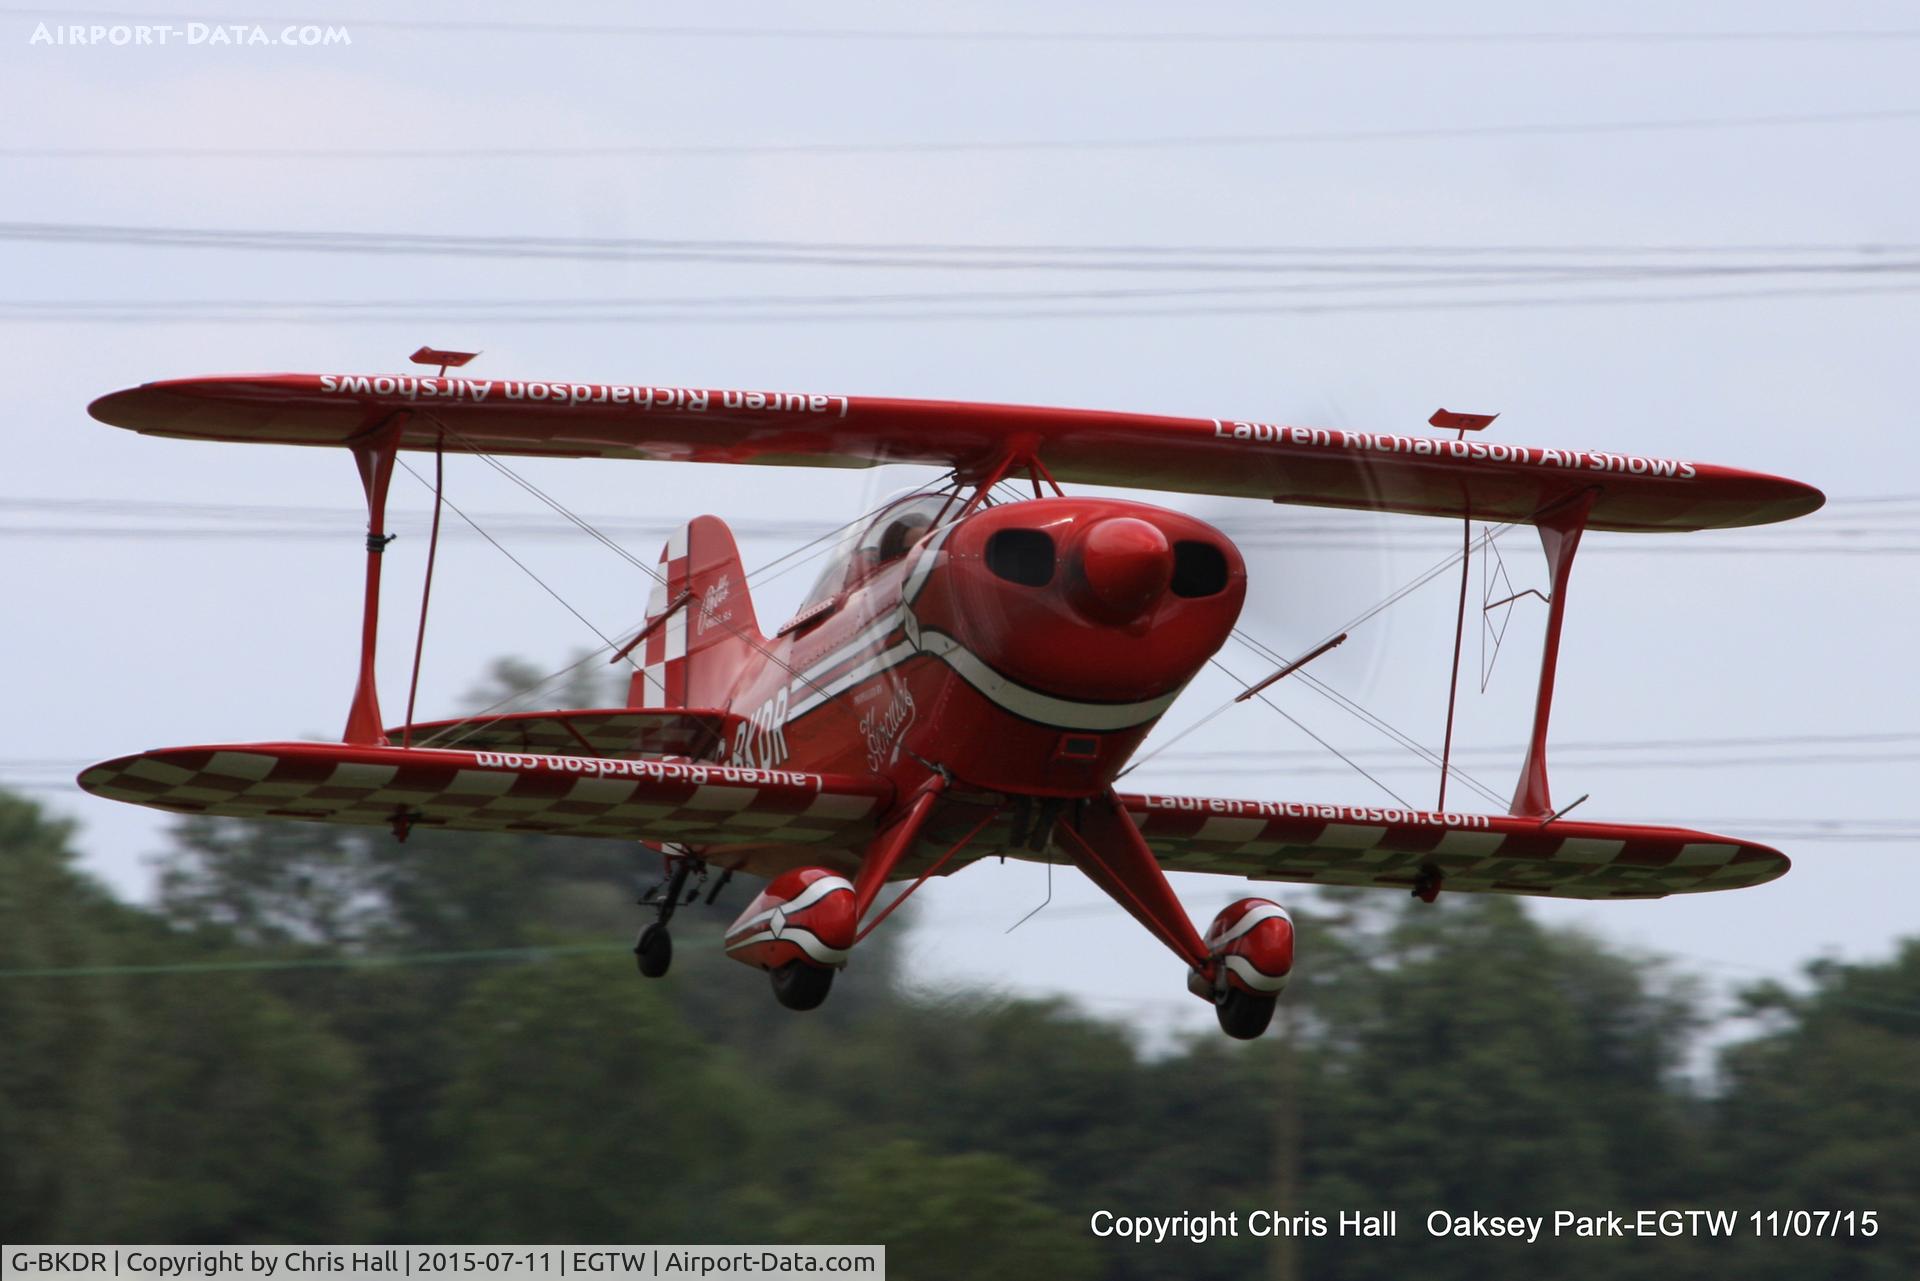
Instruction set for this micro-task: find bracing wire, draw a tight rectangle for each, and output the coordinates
[1227,626,1512,810]
[1122,519,1520,786]
[1210,657,1416,809]
[423,420,843,707]
[393,457,619,653]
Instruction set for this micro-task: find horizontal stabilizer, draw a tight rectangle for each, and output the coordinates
[88,373,1824,532]
[77,742,888,850]
[1114,794,1788,900]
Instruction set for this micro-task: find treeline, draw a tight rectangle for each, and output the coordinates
[3,785,1916,1280]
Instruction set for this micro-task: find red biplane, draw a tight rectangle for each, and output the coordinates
[79,353,1823,1037]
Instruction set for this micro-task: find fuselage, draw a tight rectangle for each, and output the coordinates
[714,492,1247,808]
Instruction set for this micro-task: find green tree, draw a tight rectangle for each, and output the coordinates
[157,817,388,950]
[1707,944,1920,1279]
[113,973,384,1241]
[1281,892,1705,1281]
[409,952,771,1241]
[1,791,384,1242]
[782,1141,1098,1281]
[0,794,130,1239]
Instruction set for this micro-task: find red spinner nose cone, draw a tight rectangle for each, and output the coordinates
[1071,516,1173,624]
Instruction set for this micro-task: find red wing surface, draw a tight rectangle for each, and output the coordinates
[89,374,1823,532]
[1116,794,1788,900]
[77,742,887,850]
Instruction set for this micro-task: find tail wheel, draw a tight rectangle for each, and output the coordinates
[1215,987,1277,1040]
[634,923,672,978]
[770,962,835,1011]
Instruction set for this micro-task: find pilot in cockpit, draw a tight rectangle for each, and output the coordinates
[798,491,956,612]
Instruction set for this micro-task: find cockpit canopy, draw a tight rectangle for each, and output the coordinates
[797,490,962,613]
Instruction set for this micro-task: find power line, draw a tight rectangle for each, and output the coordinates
[1136,749,1920,778]
[389,456,623,656]
[7,494,1913,523]
[19,732,1918,773]
[7,107,1919,160]
[21,534,1901,557]
[10,221,1920,264]
[21,733,1919,779]
[8,261,1920,321]
[15,491,1920,556]
[1156,729,1920,761]
[14,772,1915,846]
[0,941,626,979]
[11,222,1920,274]
[9,282,1913,325]
[5,927,1917,1029]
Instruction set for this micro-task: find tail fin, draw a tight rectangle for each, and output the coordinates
[628,515,765,710]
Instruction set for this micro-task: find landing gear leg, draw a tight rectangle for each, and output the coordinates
[634,852,697,978]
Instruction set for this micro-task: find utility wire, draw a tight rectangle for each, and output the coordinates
[406,426,851,722]
[14,282,1913,324]
[6,492,1916,524]
[23,730,1920,772]
[392,456,619,654]
[8,108,1919,160]
[0,941,627,979]
[11,261,1920,320]
[6,936,1920,1029]
[7,220,1919,270]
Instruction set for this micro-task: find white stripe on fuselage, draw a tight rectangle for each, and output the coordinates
[911,626,1184,731]
[788,638,919,721]
[771,527,1182,736]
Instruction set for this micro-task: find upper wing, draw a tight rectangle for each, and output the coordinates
[77,741,887,850]
[88,373,1823,532]
[384,707,736,760]
[1119,792,1788,900]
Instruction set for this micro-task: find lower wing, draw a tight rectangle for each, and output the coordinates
[1119,792,1787,899]
[77,741,886,850]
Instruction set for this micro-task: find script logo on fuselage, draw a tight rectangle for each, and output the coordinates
[859,686,917,773]
[700,574,734,635]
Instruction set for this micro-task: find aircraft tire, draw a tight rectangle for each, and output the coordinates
[634,923,672,978]
[1215,987,1277,1040]
[770,961,834,1011]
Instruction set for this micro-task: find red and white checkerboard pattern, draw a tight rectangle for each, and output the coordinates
[77,741,886,850]
[78,741,1789,903]
[632,525,692,709]
[1119,794,1789,900]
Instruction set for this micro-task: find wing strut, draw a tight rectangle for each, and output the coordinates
[1509,488,1597,817]
[1430,409,1496,811]
[343,414,408,745]
[850,776,949,920]
[401,435,446,748]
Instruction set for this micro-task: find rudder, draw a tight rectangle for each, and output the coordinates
[628,515,765,710]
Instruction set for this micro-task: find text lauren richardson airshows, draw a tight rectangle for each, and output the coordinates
[1087,1208,1882,1244]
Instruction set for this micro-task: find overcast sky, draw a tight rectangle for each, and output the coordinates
[4,1,1916,1039]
